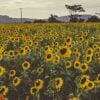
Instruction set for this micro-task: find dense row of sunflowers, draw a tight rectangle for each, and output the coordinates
[0,23,100,100]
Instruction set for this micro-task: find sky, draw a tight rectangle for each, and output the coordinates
[0,0,100,19]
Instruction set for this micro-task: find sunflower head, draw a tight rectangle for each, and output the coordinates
[65,60,72,68]
[73,60,81,69]
[80,63,89,72]
[9,70,16,78]
[30,86,39,95]
[36,67,44,74]
[0,85,9,96]
[0,66,6,77]
[54,77,64,91]
[59,46,71,58]
[22,61,31,71]
[34,79,44,90]
[12,77,21,87]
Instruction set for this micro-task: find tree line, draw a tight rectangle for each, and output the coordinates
[25,4,100,23]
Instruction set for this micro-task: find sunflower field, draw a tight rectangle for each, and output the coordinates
[0,23,100,100]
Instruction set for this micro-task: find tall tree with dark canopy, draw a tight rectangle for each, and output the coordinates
[65,4,85,22]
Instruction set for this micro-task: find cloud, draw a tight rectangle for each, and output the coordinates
[0,0,99,18]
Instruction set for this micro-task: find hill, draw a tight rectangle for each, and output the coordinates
[0,14,99,23]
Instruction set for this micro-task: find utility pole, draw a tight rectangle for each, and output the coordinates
[20,8,22,23]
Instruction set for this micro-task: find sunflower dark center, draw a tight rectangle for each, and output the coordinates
[32,88,37,92]
[82,65,86,69]
[98,76,100,80]
[75,63,79,66]
[47,54,51,59]
[11,71,14,74]
[10,52,13,55]
[81,77,86,84]
[87,57,90,61]
[56,80,60,85]
[36,81,41,86]
[20,50,24,53]
[0,68,1,72]
[60,48,67,55]
[24,63,28,67]
[0,88,5,94]
[88,50,91,54]
[14,79,18,83]
[66,62,70,66]
[67,39,70,42]
[88,83,92,87]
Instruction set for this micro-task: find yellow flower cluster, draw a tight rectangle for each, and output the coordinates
[0,23,99,100]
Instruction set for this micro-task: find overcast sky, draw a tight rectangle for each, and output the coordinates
[0,0,100,19]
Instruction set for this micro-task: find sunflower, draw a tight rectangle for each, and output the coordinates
[95,52,99,58]
[59,46,71,58]
[30,86,39,95]
[65,60,72,68]
[72,48,79,54]
[12,76,21,87]
[44,46,50,51]
[28,40,33,46]
[54,77,64,91]
[54,48,59,53]
[65,37,72,45]
[82,85,89,92]
[85,55,92,64]
[80,75,90,88]
[72,41,75,46]
[14,51,18,56]
[53,54,60,64]
[9,70,16,77]
[0,46,4,54]
[19,48,26,56]
[87,81,95,90]
[36,67,44,74]
[22,61,31,71]
[68,44,73,49]
[87,48,93,56]
[0,66,6,77]
[75,52,81,58]
[73,60,81,69]
[8,50,15,57]
[80,63,89,72]
[45,53,53,62]
[0,85,9,96]
[34,79,44,90]
[24,46,31,53]
[79,36,84,42]
[93,44,98,49]
[44,46,52,54]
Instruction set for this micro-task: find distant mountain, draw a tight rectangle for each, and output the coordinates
[0,14,99,23]
[0,15,34,23]
[56,14,93,22]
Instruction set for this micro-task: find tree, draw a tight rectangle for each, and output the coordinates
[48,14,60,22]
[96,13,100,16]
[65,4,85,22]
[70,17,79,22]
[34,20,47,23]
[87,16,100,22]
[78,18,84,22]
[65,4,85,15]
